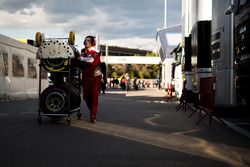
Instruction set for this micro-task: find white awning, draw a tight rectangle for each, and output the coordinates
[156,25,182,62]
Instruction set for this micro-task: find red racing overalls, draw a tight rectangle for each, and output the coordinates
[80,47,102,122]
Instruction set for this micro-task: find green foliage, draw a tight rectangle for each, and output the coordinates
[146,52,157,57]
[111,71,118,78]
[129,71,135,78]
[138,71,144,79]
[107,55,160,79]
[122,64,158,79]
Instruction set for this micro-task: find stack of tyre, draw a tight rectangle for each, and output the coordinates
[36,31,81,116]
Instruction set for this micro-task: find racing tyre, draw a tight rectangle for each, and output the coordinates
[40,85,81,116]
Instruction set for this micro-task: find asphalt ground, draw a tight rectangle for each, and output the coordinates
[0,87,249,167]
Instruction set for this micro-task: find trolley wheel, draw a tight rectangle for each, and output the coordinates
[66,117,71,125]
[68,31,75,45]
[35,32,42,47]
[77,112,81,120]
[37,116,42,125]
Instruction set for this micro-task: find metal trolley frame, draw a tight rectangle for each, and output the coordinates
[37,58,82,125]
[36,32,81,125]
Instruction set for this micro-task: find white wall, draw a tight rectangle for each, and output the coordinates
[0,34,48,101]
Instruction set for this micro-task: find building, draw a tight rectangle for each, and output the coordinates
[99,44,152,57]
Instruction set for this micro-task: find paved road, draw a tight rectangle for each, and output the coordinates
[0,88,250,167]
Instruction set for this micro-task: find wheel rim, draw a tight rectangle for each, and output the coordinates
[45,92,65,112]
[45,59,65,68]
[42,59,68,72]
[35,32,42,47]
[69,31,75,45]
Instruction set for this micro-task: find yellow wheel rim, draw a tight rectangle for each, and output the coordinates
[35,32,42,47]
[42,59,68,72]
[69,31,75,45]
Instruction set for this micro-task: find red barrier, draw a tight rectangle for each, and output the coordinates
[196,76,225,125]
[199,76,215,111]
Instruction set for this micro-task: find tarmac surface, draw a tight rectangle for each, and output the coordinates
[0,87,249,167]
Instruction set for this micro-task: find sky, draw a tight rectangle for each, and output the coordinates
[0,0,182,51]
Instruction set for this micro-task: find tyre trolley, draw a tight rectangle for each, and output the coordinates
[36,31,82,125]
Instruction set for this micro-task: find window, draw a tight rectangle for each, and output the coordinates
[28,58,37,78]
[0,51,8,76]
[236,0,249,14]
[12,55,24,77]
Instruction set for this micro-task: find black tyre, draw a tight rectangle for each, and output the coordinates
[40,85,81,116]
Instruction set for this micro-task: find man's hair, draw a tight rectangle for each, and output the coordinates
[84,35,96,46]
